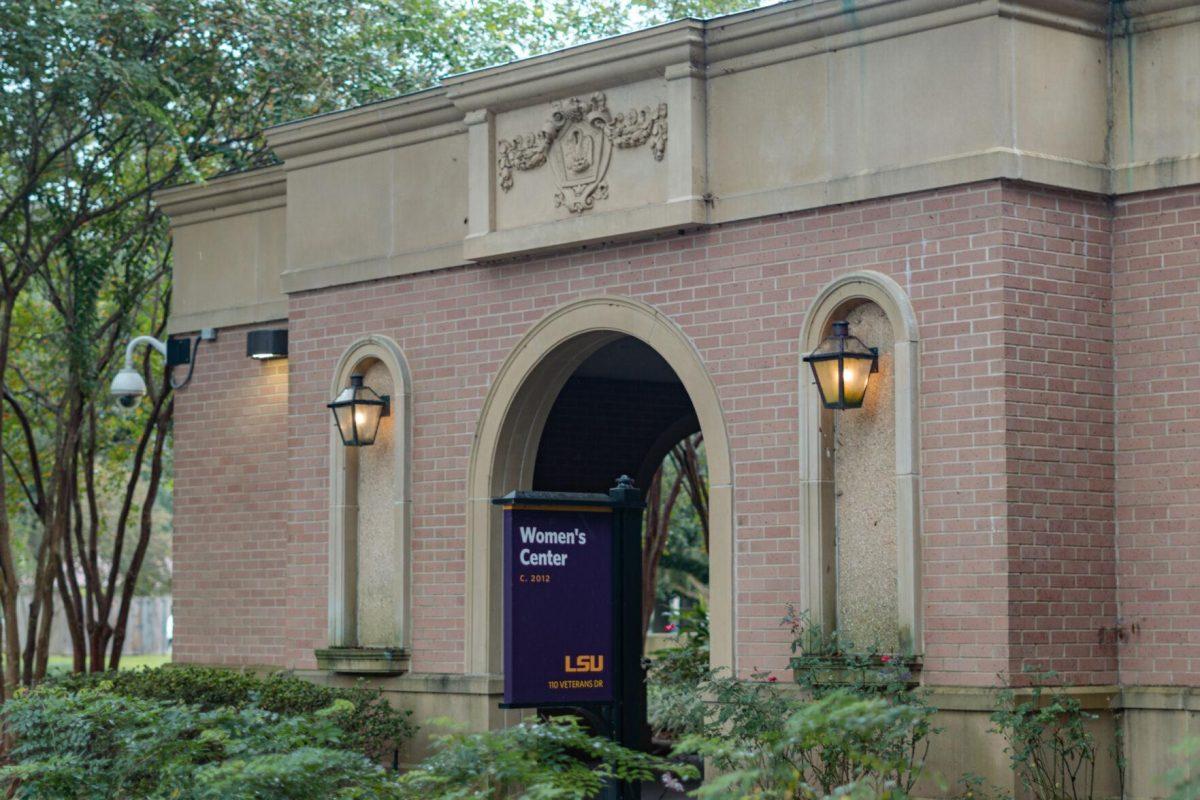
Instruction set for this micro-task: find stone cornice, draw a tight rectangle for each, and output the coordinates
[169,0,1186,189]
[264,88,461,164]
[154,165,285,227]
[444,20,705,113]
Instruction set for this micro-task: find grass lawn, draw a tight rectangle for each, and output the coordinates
[9,653,172,677]
[52,653,171,670]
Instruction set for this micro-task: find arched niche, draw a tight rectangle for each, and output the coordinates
[327,336,413,651]
[799,271,922,654]
[465,296,735,675]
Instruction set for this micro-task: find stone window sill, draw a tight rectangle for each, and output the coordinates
[315,647,410,675]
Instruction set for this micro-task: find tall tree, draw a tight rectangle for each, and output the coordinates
[0,0,757,691]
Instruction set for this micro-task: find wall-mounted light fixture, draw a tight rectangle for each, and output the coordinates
[246,329,288,360]
[328,374,390,446]
[803,320,879,410]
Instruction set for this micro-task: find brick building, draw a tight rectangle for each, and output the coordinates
[158,0,1200,791]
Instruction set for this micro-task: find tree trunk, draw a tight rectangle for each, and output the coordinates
[109,397,171,670]
[0,300,25,698]
[642,464,683,642]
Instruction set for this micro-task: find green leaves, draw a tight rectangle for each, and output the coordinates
[396,715,695,800]
[989,670,1099,800]
[7,677,693,800]
[0,685,401,800]
[48,665,416,762]
[674,689,932,800]
[650,607,937,799]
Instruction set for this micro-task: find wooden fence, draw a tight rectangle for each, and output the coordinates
[15,594,171,656]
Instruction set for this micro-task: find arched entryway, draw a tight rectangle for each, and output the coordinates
[465,297,734,678]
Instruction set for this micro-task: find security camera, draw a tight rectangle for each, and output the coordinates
[110,367,148,407]
[111,331,210,406]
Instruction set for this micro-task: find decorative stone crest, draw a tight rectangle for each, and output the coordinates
[497,92,667,214]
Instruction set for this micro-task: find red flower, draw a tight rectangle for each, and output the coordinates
[767,675,778,683]
[664,623,676,632]
[880,655,892,664]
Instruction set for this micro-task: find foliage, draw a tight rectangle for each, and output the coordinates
[647,601,711,738]
[1164,738,1200,800]
[678,689,930,800]
[0,685,401,799]
[0,0,438,686]
[48,665,414,762]
[651,607,935,798]
[952,772,1013,800]
[2,679,688,799]
[989,670,1098,800]
[395,715,694,800]
[786,607,935,795]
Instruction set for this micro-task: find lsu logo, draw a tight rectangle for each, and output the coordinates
[564,655,604,673]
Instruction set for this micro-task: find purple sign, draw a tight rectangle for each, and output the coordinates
[503,503,614,706]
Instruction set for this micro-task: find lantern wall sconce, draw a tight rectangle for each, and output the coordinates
[803,320,879,410]
[328,374,390,446]
[246,329,288,360]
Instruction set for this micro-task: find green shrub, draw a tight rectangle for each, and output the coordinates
[0,685,402,799]
[10,680,684,800]
[652,608,935,798]
[647,601,712,739]
[395,715,696,799]
[786,608,935,795]
[49,665,414,762]
[989,670,1099,800]
[677,688,930,800]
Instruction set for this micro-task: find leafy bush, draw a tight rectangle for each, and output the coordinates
[678,689,930,800]
[6,681,686,800]
[650,607,935,798]
[989,670,1098,800]
[786,608,935,794]
[395,715,696,799]
[0,685,401,799]
[49,665,414,762]
[647,602,712,739]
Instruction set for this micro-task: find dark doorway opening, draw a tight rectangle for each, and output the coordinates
[533,336,699,495]
[530,336,709,795]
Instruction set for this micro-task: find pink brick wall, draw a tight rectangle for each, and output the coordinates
[1000,186,1118,684]
[173,178,1197,688]
[277,180,1016,684]
[173,325,290,666]
[1114,186,1200,687]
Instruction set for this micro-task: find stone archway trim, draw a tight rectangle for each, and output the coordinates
[465,296,735,675]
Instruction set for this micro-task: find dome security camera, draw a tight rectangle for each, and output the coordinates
[111,331,210,407]
[110,367,148,408]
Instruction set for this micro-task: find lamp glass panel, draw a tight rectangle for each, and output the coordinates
[332,404,358,445]
[840,354,874,407]
[811,358,844,407]
[352,402,384,446]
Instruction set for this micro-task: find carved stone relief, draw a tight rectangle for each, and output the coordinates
[497,92,667,214]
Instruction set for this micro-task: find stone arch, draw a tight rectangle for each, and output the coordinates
[799,270,923,653]
[465,296,735,675]
[327,335,413,649]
